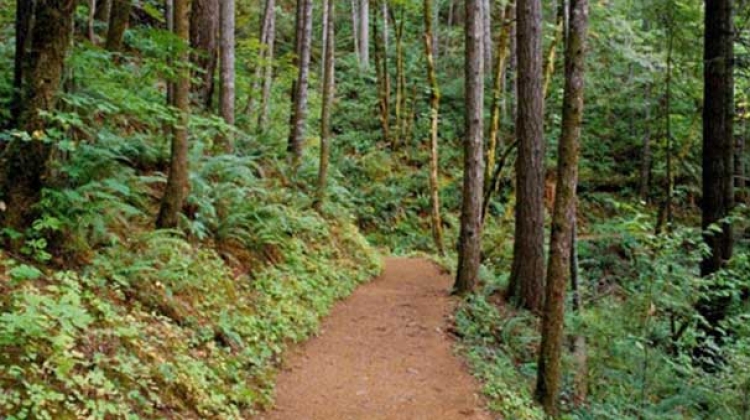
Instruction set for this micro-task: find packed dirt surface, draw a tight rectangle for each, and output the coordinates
[257,257,493,420]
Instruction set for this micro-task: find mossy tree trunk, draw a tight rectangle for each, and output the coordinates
[2,0,76,239]
[315,0,335,210]
[423,0,445,256]
[287,0,313,171]
[535,0,589,415]
[218,0,235,152]
[105,0,132,51]
[157,0,191,229]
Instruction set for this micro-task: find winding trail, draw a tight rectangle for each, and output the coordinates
[258,257,492,420]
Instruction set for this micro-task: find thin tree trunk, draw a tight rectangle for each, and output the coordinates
[423,0,445,255]
[190,0,219,110]
[484,2,514,219]
[393,5,406,150]
[535,0,589,414]
[2,0,77,237]
[454,0,485,294]
[105,0,132,51]
[88,0,97,42]
[351,0,360,62]
[359,0,370,70]
[157,0,191,229]
[373,0,391,144]
[219,0,235,152]
[315,0,335,210]
[257,0,276,132]
[542,0,565,99]
[639,85,652,201]
[481,0,492,74]
[507,0,546,313]
[287,0,313,171]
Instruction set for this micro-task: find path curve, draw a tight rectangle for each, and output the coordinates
[257,257,492,420]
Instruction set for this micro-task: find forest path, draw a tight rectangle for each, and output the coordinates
[257,257,492,420]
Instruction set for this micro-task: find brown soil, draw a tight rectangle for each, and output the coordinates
[256,257,493,420]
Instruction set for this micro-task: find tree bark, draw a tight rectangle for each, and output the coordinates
[535,0,589,415]
[351,0,360,62]
[257,0,276,133]
[373,0,391,145]
[484,2,514,219]
[454,0,485,294]
[481,0,492,74]
[105,0,132,51]
[315,0,335,210]
[218,0,235,152]
[507,0,546,313]
[359,0,370,70]
[696,0,735,362]
[94,0,112,22]
[423,0,445,256]
[157,0,191,229]
[2,0,76,237]
[190,0,219,110]
[287,0,313,171]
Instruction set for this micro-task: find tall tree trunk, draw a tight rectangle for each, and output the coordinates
[696,0,735,362]
[2,0,77,237]
[392,5,407,149]
[287,0,313,171]
[105,0,132,51]
[454,0,485,294]
[157,0,191,229]
[218,0,235,152]
[535,0,589,414]
[315,0,335,210]
[94,0,112,22]
[359,0,370,70]
[481,0,492,74]
[484,2,514,219]
[373,0,391,145]
[639,85,652,201]
[88,0,97,42]
[423,0,445,256]
[257,0,276,132]
[507,0,546,313]
[351,0,360,61]
[190,0,219,110]
[542,0,565,99]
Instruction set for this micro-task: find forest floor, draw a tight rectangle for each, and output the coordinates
[256,257,493,420]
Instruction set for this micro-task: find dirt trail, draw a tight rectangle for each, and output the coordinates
[257,257,492,420]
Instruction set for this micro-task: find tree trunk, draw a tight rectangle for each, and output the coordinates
[218,0,235,152]
[351,0,360,62]
[2,0,76,237]
[423,0,445,256]
[105,0,132,51]
[542,0,565,99]
[639,85,652,201]
[315,0,335,210]
[535,0,589,415]
[88,0,97,42]
[359,0,370,70]
[287,0,313,171]
[481,0,492,74]
[157,0,191,229]
[94,0,112,22]
[393,5,407,149]
[507,0,546,313]
[696,0,735,362]
[484,2,514,219]
[190,0,219,110]
[257,0,276,133]
[373,0,391,145]
[454,0,485,294]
